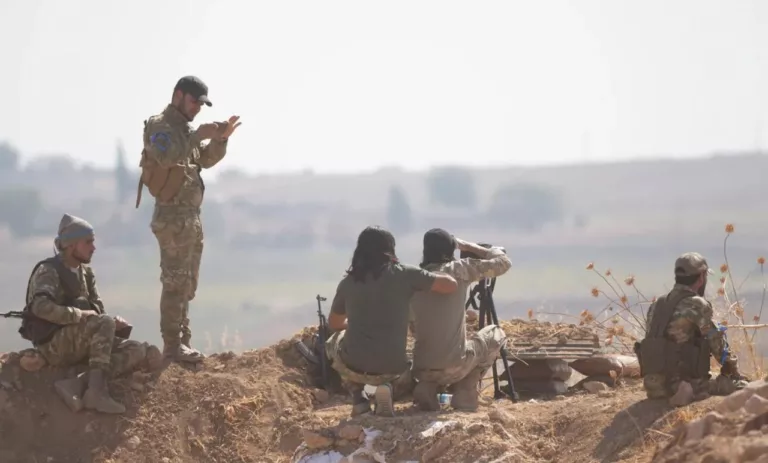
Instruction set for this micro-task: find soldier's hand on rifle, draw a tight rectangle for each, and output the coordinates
[195,123,220,140]
[216,115,242,140]
[80,310,99,318]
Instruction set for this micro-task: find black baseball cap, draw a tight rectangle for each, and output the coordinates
[174,75,212,107]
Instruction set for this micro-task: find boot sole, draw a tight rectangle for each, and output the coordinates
[374,385,394,417]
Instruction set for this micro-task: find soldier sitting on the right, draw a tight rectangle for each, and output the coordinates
[638,252,749,407]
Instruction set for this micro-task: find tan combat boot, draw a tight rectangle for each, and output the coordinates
[82,369,126,414]
[164,341,204,364]
[450,368,483,412]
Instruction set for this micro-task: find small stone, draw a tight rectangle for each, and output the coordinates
[312,389,329,403]
[19,351,46,372]
[684,411,724,442]
[337,424,363,440]
[302,429,334,449]
[213,364,225,371]
[583,381,609,393]
[467,423,486,434]
[488,407,513,425]
[125,436,141,450]
[161,459,171,463]
[597,390,615,398]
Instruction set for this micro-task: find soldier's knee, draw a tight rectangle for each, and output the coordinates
[87,313,116,331]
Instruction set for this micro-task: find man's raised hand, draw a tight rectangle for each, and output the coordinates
[217,115,242,140]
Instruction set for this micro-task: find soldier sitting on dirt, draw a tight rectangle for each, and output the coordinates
[18,214,159,414]
[638,252,749,407]
[325,226,458,417]
[409,229,512,412]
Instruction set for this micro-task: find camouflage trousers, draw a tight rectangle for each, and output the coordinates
[325,330,413,398]
[413,325,507,386]
[150,206,203,348]
[36,314,148,378]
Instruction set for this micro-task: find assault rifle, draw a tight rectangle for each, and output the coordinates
[463,244,519,402]
[315,294,330,388]
[293,294,334,390]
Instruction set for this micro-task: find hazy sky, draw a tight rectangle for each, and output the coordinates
[2,0,767,175]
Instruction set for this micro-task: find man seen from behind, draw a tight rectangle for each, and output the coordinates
[639,252,749,406]
[325,226,458,417]
[409,229,512,412]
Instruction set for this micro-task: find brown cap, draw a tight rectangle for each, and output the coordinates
[674,252,714,277]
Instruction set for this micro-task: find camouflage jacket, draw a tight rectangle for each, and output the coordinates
[26,258,104,326]
[646,284,718,344]
[144,104,228,208]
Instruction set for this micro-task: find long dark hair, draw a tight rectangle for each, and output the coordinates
[346,226,399,282]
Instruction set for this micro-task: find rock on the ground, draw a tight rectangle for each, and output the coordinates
[583,381,609,393]
[337,424,363,441]
[301,429,334,449]
[19,350,46,372]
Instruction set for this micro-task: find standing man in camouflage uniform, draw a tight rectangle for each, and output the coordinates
[139,76,241,363]
[22,214,157,414]
[639,252,749,406]
[409,229,512,412]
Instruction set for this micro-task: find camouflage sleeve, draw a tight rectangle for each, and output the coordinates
[198,139,228,169]
[85,267,105,314]
[27,264,86,325]
[145,120,191,168]
[673,296,729,363]
[440,246,511,282]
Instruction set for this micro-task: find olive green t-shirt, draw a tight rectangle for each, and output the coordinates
[330,263,437,375]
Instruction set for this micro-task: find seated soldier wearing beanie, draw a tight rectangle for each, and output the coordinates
[410,229,512,412]
[20,214,159,414]
[325,226,458,417]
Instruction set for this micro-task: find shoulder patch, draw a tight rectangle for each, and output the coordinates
[150,132,171,152]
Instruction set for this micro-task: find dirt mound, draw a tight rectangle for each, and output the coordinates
[0,323,749,463]
[651,379,768,463]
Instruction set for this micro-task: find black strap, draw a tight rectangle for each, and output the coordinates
[647,290,693,339]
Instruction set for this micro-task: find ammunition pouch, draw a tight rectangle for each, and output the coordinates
[637,336,710,380]
[137,151,186,205]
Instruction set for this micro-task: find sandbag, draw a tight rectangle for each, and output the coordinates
[509,359,572,382]
[569,356,624,378]
[512,379,568,395]
[614,354,640,378]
